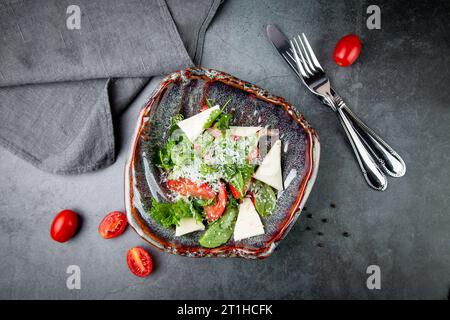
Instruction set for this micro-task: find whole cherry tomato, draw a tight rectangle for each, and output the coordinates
[333,34,362,67]
[98,211,128,239]
[50,209,79,243]
[127,247,153,277]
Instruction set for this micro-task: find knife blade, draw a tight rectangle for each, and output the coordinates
[266,24,302,79]
[266,24,337,106]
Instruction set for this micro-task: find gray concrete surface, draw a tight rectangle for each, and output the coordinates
[1,0,450,299]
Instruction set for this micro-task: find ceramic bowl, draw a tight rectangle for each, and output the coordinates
[125,67,320,259]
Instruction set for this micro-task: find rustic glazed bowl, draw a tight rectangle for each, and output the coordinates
[125,68,320,259]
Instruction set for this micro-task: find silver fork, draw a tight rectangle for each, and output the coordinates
[282,43,406,179]
[290,34,392,190]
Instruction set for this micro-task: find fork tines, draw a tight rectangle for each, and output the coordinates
[290,34,324,78]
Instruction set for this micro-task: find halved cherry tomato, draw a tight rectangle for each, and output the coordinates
[207,128,222,138]
[50,209,79,243]
[248,147,259,163]
[333,34,362,67]
[167,178,215,200]
[231,135,241,141]
[98,211,128,239]
[205,183,227,222]
[229,183,241,199]
[249,193,256,207]
[127,247,153,278]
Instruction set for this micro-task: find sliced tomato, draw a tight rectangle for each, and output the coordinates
[200,104,209,112]
[127,247,153,278]
[249,192,256,207]
[229,183,241,199]
[207,127,222,138]
[167,178,215,200]
[205,183,227,222]
[50,209,79,243]
[98,211,128,239]
[231,135,241,141]
[248,147,259,163]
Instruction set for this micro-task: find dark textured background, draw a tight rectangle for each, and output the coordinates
[1,0,449,299]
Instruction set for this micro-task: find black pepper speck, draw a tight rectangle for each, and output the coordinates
[343,232,350,237]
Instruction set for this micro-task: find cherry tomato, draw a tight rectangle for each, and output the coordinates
[205,183,227,222]
[50,209,79,243]
[127,247,153,277]
[98,211,128,239]
[248,147,259,163]
[249,192,256,207]
[167,178,215,200]
[207,128,222,138]
[229,183,241,199]
[333,34,362,67]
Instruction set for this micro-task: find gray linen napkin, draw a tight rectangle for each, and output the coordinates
[0,0,222,174]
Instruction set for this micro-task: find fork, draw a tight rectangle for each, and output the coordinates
[290,34,403,191]
[282,44,406,180]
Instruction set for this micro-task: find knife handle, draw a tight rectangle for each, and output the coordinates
[329,99,388,191]
[332,94,406,178]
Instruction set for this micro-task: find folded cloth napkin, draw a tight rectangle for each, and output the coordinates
[0,0,222,174]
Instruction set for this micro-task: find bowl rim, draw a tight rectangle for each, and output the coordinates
[124,67,320,259]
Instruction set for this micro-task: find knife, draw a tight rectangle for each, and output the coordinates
[266,24,406,178]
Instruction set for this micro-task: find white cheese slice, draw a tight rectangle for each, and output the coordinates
[229,126,263,137]
[175,217,205,236]
[177,106,220,143]
[253,139,283,190]
[234,198,265,241]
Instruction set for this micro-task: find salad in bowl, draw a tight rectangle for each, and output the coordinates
[125,68,319,258]
[151,98,284,248]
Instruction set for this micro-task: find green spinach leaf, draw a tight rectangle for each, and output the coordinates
[251,180,276,217]
[149,198,200,228]
[224,164,255,197]
[199,201,238,248]
[215,113,231,131]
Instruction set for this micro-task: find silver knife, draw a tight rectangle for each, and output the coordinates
[266,24,406,178]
